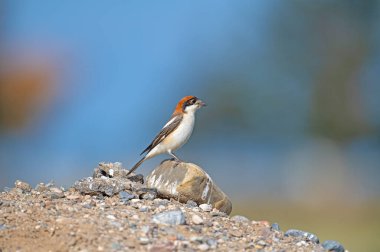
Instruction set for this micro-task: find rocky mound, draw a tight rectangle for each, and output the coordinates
[0,162,345,252]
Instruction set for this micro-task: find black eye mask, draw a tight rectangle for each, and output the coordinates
[182,97,198,110]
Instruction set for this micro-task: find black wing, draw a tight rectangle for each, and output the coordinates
[140,115,183,156]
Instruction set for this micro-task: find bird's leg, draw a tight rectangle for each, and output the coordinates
[168,150,182,163]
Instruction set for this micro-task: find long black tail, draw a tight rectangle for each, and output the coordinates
[126,157,146,176]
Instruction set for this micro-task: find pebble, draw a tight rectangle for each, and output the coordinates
[198,243,209,251]
[111,242,122,250]
[257,240,266,246]
[296,241,308,247]
[271,223,280,231]
[128,174,144,183]
[14,180,32,193]
[141,192,157,200]
[153,198,169,206]
[140,206,149,212]
[49,190,65,199]
[322,240,345,252]
[139,237,150,245]
[186,200,198,208]
[137,188,157,200]
[285,229,319,243]
[152,210,186,225]
[119,191,134,203]
[50,187,63,194]
[106,215,116,220]
[35,183,48,192]
[230,215,250,222]
[199,204,212,212]
[230,230,243,237]
[207,239,217,248]
[191,214,204,225]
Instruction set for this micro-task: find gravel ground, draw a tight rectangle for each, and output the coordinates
[0,176,344,252]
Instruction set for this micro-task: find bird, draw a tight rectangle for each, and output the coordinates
[126,96,206,176]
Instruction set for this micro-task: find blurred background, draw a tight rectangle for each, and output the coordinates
[1,0,379,250]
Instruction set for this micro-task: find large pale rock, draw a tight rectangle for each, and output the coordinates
[146,160,232,215]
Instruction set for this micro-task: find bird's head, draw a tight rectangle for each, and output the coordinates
[174,96,206,115]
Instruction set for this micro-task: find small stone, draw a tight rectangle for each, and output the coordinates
[66,194,81,200]
[186,200,198,208]
[128,174,144,184]
[49,191,65,199]
[106,215,116,220]
[199,204,212,212]
[206,239,217,249]
[153,198,169,206]
[296,241,307,247]
[15,180,32,193]
[139,237,150,245]
[111,242,122,250]
[140,206,149,212]
[50,187,63,194]
[256,240,266,246]
[230,215,250,222]
[119,191,134,203]
[192,214,204,225]
[285,229,319,243]
[141,192,157,200]
[271,223,280,231]
[136,188,157,200]
[35,183,48,192]
[141,225,150,234]
[152,210,186,225]
[130,199,140,203]
[198,244,209,251]
[0,224,7,230]
[322,240,345,252]
[230,230,243,237]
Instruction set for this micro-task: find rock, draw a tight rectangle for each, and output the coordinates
[72,176,137,196]
[230,215,250,222]
[206,239,217,249]
[152,210,186,225]
[35,183,49,192]
[146,160,232,215]
[230,230,243,237]
[137,188,157,200]
[128,174,144,184]
[93,162,123,178]
[14,180,32,193]
[199,204,212,212]
[198,244,209,251]
[186,200,198,208]
[271,223,280,231]
[192,214,204,225]
[139,237,150,245]
[119,191,135,203]
[285,229,319,243]
[140,206,149,212]
[322,240,345,252]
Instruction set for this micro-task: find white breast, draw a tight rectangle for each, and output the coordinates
[165,113,195,151]
[145,113,195,159]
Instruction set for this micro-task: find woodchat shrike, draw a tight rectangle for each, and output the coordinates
[127,96,206,176]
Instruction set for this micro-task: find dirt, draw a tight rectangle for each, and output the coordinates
[0,171,330,251]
